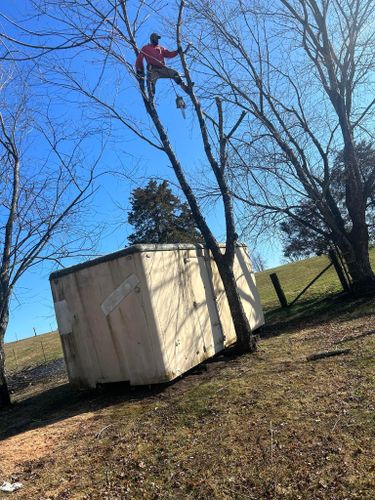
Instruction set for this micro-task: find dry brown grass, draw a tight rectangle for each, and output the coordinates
[2,312,373,499]
[2,252,375,498]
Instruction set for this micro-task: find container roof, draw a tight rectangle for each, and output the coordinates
[49,243,247,280]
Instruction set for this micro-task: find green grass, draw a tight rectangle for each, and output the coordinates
[4,331,63,373]
[256,254,340,311]
[255,247,375,320]
[256,247,375,310]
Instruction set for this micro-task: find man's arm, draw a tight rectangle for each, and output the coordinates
[162,48,178,59]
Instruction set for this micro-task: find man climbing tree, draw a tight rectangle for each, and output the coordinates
[135,32,188,95]
[10,0,257,355]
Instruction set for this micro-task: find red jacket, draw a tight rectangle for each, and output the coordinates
[135,44,178,71]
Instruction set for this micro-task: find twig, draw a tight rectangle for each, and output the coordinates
[95,424,115,439]
[331,416,341,433]
[12,348,18,370]
[40,340,47,363]
[334,330,375,344]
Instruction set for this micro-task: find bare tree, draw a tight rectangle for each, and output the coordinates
[187,0,375,294]
[13,0,259,355]
[252,251,266,272]
[0,70,98,407]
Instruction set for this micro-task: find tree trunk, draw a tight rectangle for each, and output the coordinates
[338,139,375,294]
[216,257,257,354]
[341,236,375,295]
[0,301,11,409]
[0,341,11,409]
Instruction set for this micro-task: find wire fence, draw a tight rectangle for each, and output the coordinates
[5,331,62,369]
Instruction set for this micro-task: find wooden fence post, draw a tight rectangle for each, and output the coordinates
[270,272,288,308]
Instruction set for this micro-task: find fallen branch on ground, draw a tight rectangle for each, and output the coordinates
[306,349,351,362]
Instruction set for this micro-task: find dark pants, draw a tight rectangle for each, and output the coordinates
[147,65,186,95]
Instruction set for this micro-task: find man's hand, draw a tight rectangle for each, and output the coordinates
[177,43,192,55]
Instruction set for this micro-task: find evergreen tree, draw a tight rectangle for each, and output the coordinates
[280,202,332,259]
[280,143,375,260]
[128,180,202,245]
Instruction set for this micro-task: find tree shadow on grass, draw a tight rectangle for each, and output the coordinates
[261,291,375,339]
[2,292,373,443]
[0,348,237,443]
[0,383,135,441]
[0,373,189,442]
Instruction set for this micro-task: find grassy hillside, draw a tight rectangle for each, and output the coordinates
[5,331,63,373]
[256,254,340,310]
[1,251,374,498]
[4,248,375,374]
[1,313,374,499]
[256,247,375,311]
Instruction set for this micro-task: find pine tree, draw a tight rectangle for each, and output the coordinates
[128,180,202,245]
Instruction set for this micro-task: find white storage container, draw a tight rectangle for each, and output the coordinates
[50,244,264,388]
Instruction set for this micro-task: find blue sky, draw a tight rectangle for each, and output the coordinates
[2,1,283,342]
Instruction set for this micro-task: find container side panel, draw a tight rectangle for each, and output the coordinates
[207,246,265,347]
[53,263,135,387]
[143,248,227,378]
[103,255,165,385]
[234,247,265,330]
[79,263,132,384]
[50,282,81,385]
[194,249,226,356]
[175,250,221,372]
[51,253,166,387]
[51,274,101,387]
[208,254,237,348]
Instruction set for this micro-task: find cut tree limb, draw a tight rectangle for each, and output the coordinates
[306,349,351,362]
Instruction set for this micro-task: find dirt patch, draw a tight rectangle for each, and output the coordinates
[0,354,230,485]
[0,411,96,478]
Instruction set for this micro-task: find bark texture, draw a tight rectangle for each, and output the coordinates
[0,318,11,408]
[215,257,257,353]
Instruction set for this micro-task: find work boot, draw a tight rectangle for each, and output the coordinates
[175,76,191,93]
